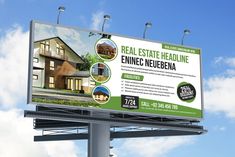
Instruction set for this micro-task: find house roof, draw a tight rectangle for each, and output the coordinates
[98,42,110,47]
[34,36,85,63]
[93,91,109,97]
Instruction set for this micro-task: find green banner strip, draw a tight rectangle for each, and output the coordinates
[104,96,202,118]
[121,73,144,81]
[162,43,200,55]
[33,95,202,119]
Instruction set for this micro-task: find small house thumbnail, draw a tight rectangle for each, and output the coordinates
[96,39,117,60]
[92,86,110,103]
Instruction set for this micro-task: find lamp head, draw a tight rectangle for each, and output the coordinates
[184,29,191,35]
[104,15,111,20]
[58,6,65,12]
[145,22,152,28]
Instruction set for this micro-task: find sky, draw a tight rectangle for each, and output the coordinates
[0,0,235,157]
[34,23,100,56]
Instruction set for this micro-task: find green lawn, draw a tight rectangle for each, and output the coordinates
[92,75,109,82]
[98,54,114,59]
[32,97,100,108]
[61,89,91,95]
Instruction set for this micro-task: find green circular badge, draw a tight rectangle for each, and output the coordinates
[177,82,196,103]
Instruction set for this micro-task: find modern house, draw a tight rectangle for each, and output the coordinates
[33,37,94,93]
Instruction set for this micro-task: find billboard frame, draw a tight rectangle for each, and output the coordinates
[27,20,204,121]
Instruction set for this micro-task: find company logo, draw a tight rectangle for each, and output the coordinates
[121,95,139,109]
[177,82,196,103]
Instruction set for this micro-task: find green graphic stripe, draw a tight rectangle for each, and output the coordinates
[162,43,200,55]
[95,82,102,86]
[33,96,202,118]
[121,73,144,81]
[103,96,202,118]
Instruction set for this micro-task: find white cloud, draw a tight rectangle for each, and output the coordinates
[55,26,87,54]
[90,10,110,31]
[219,126,226,131]
[44,141,80,157]
[0,25,85,156]
[0,26,29,108]
[35,23,97,56]
[34,23,56,41]
[214,57,223,65]
[91,11,104,31]
[204,76,235,118]
[225,69,235,76]
[114,137,194,157]
[214,56,235,67]
[0,109,82,157]
[204,56,235,119]
[225,58,235,67]
[213,126,226,132]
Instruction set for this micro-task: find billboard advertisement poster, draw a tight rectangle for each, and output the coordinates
[28,21,203,119]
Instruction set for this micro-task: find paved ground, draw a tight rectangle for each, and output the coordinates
[32,88,93,102]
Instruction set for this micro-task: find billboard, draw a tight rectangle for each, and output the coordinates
[28,21,203,119]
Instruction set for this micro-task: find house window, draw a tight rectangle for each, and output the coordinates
[75,79,82,91]
[33,74,38,80]
[49,77,55,88]
[33,57,39,63]
[56,42,65,56]
[40,40,50,53]
[50,60,55,70]
[67,78,74,90]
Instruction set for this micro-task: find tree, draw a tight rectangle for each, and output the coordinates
[79,53,102,71]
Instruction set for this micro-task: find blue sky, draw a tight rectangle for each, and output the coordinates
[0,0,235,157]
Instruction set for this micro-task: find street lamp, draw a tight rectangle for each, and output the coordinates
[181,29,191,45]
[102,15,111,32]
[57,6,65,24]
[143,22,152,39]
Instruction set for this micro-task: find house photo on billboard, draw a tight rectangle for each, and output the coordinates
[91,63,110,83]
[32,36,96,105]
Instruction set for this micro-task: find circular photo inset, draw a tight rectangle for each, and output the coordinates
[90,62,111,83]
[95,38,118,61]
[92,86,110,104]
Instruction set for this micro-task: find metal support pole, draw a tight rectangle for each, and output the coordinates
[102,19,107,32]
[143,22,152,39]
[143,26,147,39]
[181,33,185,45]
[88,112,110,157]
[57,11,61,24]
[57,6,65,24]
[181,29,191,45]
